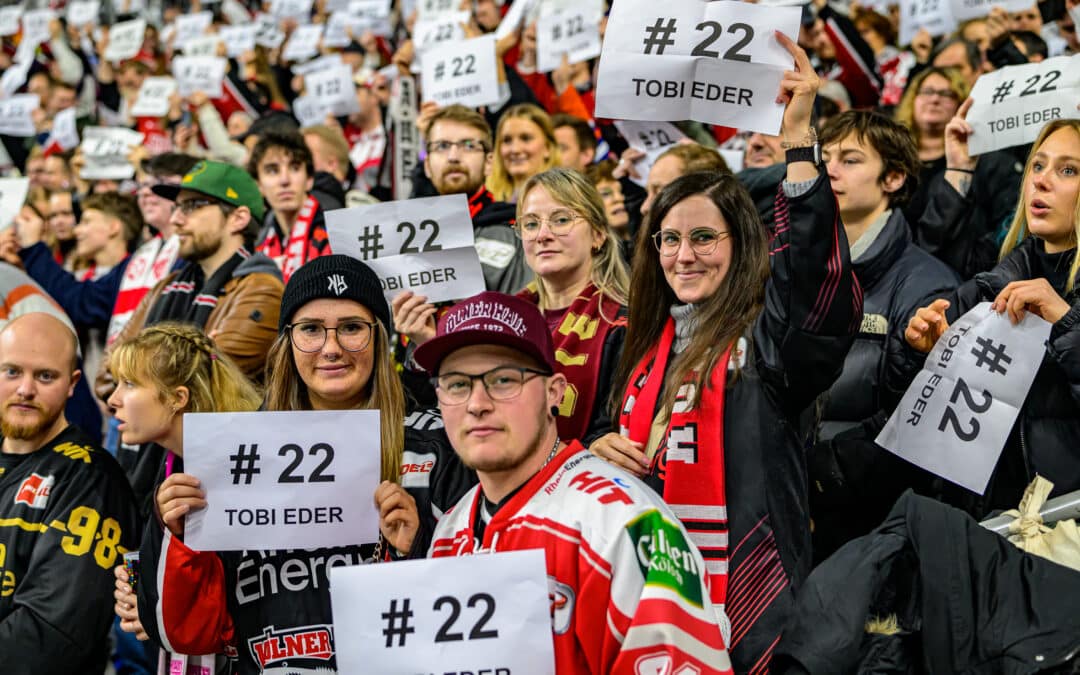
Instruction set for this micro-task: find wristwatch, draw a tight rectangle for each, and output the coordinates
[782,128,821,166]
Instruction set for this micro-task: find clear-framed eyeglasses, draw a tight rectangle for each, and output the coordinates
[514,210,583,241]
[287,320,376,353]
[652,227,731,257]
[431,366,550,405]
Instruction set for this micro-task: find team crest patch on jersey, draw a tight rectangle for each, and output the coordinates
[635,652,702,675]
[626,510,703,608]
[14,473,54,509]
[547,576,575,635]
[248,624,334,671]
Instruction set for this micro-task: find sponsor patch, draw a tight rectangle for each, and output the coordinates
[248,624,334,670]
[626,510,703,607]
[14,473,54,509]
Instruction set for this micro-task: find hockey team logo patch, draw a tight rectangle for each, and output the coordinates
[248,623,334,671]
[14,473,54,509]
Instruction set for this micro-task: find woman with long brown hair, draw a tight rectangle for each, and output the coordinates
[588,37,862,672]
[130,256,475,674]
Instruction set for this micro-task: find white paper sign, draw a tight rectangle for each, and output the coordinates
[66,0,101,27]
[536,2,603,73]
[0,6,23,36]
[899,0,957,46]
[331,550,556,675]
[326,193,487,303]
[220,24,258,57]
[50,107,80,151]
[222,0,251,24]
[421,34,500,108]
[966,55,1080,156]
[323,11,364,47]
[0,178,30,230]
[495,0,539,40]
[80,126,144,180]
[0,95,39,137]
[347,0,393,35]
[172,56,227,98]
[175,11,213,48]
[182,34,223,57]
[948,0,1032,21]
[183,410,381,551]
[292,93,328,127]
[282,23,324,62]
[270,0,314,20]
[305,64,361,116]
[104,18,147,63]
[416,0,460,20]
[21,9,56,48]
[254,13,286,48]
[413,12,469,54]
[612,119,686,187]
[595,0,801,135]
[131,77,177,117]
[877,302,1052,494]
[0,59,32,98]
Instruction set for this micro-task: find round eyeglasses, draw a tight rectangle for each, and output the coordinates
[287,320,376,353]
[652,228,731,257]
[431,366,550,405]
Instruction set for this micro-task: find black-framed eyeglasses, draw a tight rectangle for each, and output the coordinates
[514,210,582,241]
[431,366,550,406]
[287,320,376,353]
[652,228,731,257]
[427,139,488,154]
[174,197,222,215]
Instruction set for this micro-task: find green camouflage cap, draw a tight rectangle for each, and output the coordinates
[153,160,266,221]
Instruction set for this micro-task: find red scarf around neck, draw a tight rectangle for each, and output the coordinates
[519,284,623,441]
[618,317,732,606]
[258,195,326,283]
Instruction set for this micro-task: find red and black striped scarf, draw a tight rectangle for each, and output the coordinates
[619,318,732,606]
[257,195,331,283]
[145,248,250,329]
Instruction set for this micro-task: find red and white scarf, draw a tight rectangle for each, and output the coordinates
[107,235,181,345]
[256,195,322,283]
[619,318,732,606]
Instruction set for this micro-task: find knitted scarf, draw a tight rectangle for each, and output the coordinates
[144,249,250,328]
[108,234,180,345]
[518,284,623,440]
[256,195,329,283]
[618,317,732,606]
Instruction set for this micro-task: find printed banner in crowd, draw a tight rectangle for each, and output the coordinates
[331,550,556,675]
[183,410,381,551]
[595,0,801,135]
[877,302,1052,494]
[325,193,487,304]
[966,55,1080,156]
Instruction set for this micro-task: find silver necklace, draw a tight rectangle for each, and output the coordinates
[542,435,562,469]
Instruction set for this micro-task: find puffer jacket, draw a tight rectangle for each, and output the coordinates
[886,237,1080,517]
[809,210,959,560]
[95,253,283,401]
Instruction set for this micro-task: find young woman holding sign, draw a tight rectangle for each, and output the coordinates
[903,118,1080,517]
[131,255,475,675]
[108,323,262,672]
[587,35,862,672]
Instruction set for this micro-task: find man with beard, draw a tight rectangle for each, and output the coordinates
[95,160,282,516]
[420,105,530,294]
[0,313,138,675]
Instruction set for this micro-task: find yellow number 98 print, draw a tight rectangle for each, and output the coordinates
[60,505,125,569]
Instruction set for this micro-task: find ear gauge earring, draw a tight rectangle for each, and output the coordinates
[550,405,559,417]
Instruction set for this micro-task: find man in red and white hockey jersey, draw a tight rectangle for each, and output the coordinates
[414,292,732,675]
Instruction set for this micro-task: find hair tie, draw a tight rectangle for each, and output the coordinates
[210,353,218,361]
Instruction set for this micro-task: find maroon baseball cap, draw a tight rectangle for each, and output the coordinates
[413,292,557,375]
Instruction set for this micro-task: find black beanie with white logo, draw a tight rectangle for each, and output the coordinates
[278,255,390,332]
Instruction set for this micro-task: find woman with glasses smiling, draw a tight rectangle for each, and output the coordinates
[514,167,630,444]
[589,37,862,672]
[135,256,475,674]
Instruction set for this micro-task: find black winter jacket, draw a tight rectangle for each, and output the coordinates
[809,210,959,559]
[641,170,862,672]
[888,237,1080,516]
[775,491,1080,675]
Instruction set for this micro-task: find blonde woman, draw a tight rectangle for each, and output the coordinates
[896,67,1022,251]
[905,118,1080,517]
[486,104,561,202]
[108,323,261,672]
[128,256,475,674]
